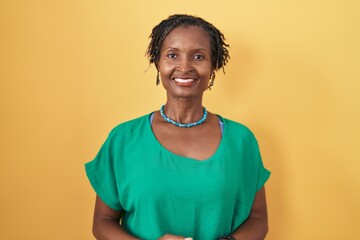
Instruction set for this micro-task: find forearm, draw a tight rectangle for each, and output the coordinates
[93,218,139,240]
[231,216,268,240]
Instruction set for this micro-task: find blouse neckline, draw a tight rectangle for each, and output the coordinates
[145,112,227,163]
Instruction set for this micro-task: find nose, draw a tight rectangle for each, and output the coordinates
[177,57,194,72]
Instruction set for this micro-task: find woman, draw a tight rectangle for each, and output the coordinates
[85,14,270,240]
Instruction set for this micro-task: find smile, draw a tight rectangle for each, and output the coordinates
[174,78,195,83]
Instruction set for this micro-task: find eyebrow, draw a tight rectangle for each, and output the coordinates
[193,48,208,52]
[164,47,209,52]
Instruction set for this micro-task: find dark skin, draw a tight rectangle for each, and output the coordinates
[92,26,268,240]
[93,196,139,240]
[94,189,267,240]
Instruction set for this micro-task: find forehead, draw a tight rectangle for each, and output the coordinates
[161,25,211,50]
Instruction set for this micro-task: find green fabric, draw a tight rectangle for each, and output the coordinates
[85,113,270,240]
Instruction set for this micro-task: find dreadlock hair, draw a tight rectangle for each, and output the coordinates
[146,14,230,73]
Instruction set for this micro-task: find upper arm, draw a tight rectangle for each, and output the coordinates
[249,187,268,222]
[92,196,139,239]
[231,187,269,239]
[94,195,122,222]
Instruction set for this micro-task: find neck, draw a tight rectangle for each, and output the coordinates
[163,97,204,124]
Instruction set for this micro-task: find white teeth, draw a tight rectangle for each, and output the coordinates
[174,78,194,83]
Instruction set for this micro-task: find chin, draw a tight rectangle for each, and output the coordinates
[169,89,205,99]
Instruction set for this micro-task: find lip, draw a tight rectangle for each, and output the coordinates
[172,77,196,87]
[174,78,194,83]
[171,76,198,87]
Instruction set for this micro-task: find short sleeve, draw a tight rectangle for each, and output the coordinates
[256,160,271,191]
[85,131,122,210]
[251,134,271,191]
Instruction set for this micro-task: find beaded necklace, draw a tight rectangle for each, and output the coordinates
[160,105,208,128]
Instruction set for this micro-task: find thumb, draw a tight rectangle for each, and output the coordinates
[184,238,193,240]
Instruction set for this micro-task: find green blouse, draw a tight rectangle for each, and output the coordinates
[85,113,270,240]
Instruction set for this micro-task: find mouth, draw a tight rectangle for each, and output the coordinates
[174,78,195,83]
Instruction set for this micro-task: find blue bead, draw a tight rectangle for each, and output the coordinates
[160,105,207,128]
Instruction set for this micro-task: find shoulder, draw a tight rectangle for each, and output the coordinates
[218,115,261,151]
[107,113,151,140]
[220,116,256,138]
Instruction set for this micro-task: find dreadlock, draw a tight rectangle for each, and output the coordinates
[146,14,230,73]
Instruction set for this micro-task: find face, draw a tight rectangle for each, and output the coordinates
[157,25,213,99]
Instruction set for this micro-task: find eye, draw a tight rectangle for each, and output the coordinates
[194,54,204,60]
[167,53,177,59]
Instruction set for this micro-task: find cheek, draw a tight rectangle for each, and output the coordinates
[199,64,213,77]
[158,61,173,76]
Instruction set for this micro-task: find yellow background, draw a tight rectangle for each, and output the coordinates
[1,0,359,239]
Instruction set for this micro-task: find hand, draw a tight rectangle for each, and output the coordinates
[158,234,193,240]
